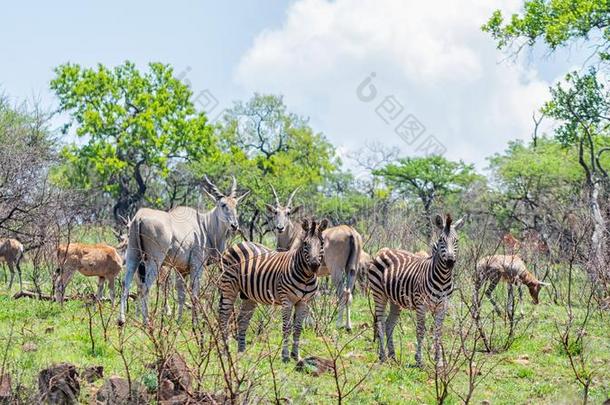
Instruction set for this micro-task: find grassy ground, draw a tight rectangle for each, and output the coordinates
[0,260,609,404]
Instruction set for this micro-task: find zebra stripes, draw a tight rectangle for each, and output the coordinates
[219,218,328,362]
[368,214,464,367]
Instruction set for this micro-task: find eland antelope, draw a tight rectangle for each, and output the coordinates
[266,186,368,330]
[118,176,249,325]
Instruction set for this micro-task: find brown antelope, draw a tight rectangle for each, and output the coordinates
[55,243,123,303]
[267,186,368,330]
[119,176,249,325]
[0,238,24,290]
[475,254,548,317]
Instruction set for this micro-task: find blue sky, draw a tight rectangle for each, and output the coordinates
[0,0,586,167]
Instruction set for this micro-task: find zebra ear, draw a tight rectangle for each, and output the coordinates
[301,218,310,233]
[434,214,444,230]
[318,218,329,233]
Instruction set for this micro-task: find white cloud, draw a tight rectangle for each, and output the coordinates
[234,0,551,167]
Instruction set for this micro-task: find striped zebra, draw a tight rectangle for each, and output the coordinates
[219,218,328,362]
[368,214,464,367]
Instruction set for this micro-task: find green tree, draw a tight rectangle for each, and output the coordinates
[483,0,610,60]
[50,61,217,224]
[374,155,478,216]
[488,137,583,240]
[484,0,610,278]
[190,94,339,240]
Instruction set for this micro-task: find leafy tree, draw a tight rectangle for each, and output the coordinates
[483,0,610,60]
[189,94,339,240]
[374,156,479,216]
[50,61,217,224]
[484,0,610,278]
[487,137,583,245]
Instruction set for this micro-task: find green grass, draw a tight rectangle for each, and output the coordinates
[0,264,609,404]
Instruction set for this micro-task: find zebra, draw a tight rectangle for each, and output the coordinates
[219,218,328,362]
[368,214,464,367]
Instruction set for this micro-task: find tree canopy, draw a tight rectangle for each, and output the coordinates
[374,155,479,215]
[50,61,217,223]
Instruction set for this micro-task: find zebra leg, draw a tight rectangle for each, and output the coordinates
[218,289,237,340]
[385,302,401,360]
[433,304,447,367]
[236,299,257,352]
[291,301,308,361]
[96,277,105,301]
[281,300,295,362]
[415,305,426,368]
[374,297,388,362]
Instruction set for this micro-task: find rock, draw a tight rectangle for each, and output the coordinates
[44,327,54,334]
[38,363,80,405]
[22,342,38,352]
[295,356,335,377]
[481,400,491,405]
[0,373,11,401]
[156,353,192,397]
[96,376,148,405]
[82,366,104,383]
[513,354,530,365]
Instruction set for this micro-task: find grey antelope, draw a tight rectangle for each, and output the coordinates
[368,214,464,367]
[54,243,123,304]
[119,176,249,326]
[219,218,328,362]
[0,238,24,290]
[475,254,548,317]
[266,186,368,330]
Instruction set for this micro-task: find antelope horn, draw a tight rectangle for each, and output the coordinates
[203,175,223,199]
[287,186,301,207]
[270,184,280,206]
[230,175,237,197]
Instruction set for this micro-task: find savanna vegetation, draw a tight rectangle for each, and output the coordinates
[0,0,609,403]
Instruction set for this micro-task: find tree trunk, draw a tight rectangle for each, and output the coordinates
[588,180,607,281]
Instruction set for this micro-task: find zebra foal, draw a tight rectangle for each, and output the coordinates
[368,214,464,367]
[219,218,328,362]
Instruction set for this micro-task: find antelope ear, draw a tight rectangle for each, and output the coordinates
[265,204,277,214]
[453,217,465,230]
[289,205,302,215]
[434,214,444,230]
[318,218,330,233]
[301,218,310,233]
[538,281,550,287]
